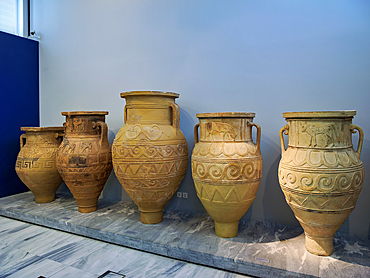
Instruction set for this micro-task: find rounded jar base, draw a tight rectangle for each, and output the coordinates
[34,194,56,204]
[140,211,163,224]
[305,234,334,256]
[78,205,98,213]
[215,221,239,238]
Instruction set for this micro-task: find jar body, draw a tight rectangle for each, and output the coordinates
[278,111,364,255]
[56,111,112,213]
[15,127,64,203]
[191,112,263,238]
[112,91,188,224]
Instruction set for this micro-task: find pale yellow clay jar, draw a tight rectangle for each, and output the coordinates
[15,127,64,203]
[278,111,364,256]
[112,91,188,224]
[56,111,113,213]
[192,112,263,238]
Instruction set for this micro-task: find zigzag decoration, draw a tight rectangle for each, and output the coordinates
[197,183,252,203]
[288,191,357,210]
[115,160,185,177]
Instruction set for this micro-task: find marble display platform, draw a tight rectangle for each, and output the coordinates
[0,192,369,278]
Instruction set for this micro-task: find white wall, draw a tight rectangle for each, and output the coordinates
[32,0,370,236]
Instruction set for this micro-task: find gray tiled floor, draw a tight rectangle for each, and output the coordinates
[0,216,251,278]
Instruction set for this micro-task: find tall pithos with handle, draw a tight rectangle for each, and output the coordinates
[191,112,263,238]
[112,91,188,224]
[56,111,112,213]
[278,111,364,256]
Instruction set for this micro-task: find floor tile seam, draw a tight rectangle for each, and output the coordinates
[0,218,122,277]
[0,253,47,277]
[0,244,38,269]
[48,261,100,277]
[7,257,97,278]
[34,219,259,278]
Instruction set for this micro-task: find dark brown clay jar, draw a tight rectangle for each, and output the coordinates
[56,111,112,213]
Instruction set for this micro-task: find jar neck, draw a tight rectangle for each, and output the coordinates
[25,131,61,146]
[124,95,176,125]
[64,115,105,136]
[286,118,353,148]
[198,117,254,142]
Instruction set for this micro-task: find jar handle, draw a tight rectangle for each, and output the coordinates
[194,124,200,144]
[170,103,180,132]
[124,106,128,124]
[54,132,64,139]
[279,124,289,156]
[350,124,364,158]
[95,121,108,147]
[20,134,26,149]
[248,122,261,150]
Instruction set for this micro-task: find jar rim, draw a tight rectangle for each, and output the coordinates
[20,126,64,132]
[283,110,356,119]
[196,112,255,118]
[121,91,179,98]
[61,111,109,116]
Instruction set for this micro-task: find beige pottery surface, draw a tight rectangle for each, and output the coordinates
[112,91,188,224]
[191,112,263,238]
[278,110,364,255]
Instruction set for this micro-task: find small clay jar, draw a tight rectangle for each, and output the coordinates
[15,127,64,203]
[56,111,112,213]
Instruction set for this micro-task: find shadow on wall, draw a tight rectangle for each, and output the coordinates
[242,135,300,227]
[262,150,299,227]
[166,107,206,213]
[354,139,370,238]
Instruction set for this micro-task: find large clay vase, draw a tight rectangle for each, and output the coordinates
[278,111,364,256]
[15,127,64,203]
[56,111,113,213]
[112,91,188,224]
[191,112,263,238]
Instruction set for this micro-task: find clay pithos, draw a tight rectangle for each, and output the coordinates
[56,111,112,213]
[192,112,263,238]
[16,127,64,203]
[278,111,364,256]
[112,91,188,224]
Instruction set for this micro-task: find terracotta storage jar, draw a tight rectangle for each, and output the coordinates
[56,111,112,213]
[112,91,188,224]
[191,112,263,238]
[15,127,64,203]
[278,111,364,256]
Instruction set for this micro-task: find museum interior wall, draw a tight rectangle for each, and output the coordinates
[29,1,370,237]
[0,31,39,197]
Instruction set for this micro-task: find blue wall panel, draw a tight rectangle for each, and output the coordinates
[0,31,39,197]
